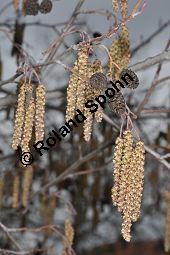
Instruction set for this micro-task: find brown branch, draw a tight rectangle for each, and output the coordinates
[131,20,170,56]
[136,40,170,115]
[130,49,170,72]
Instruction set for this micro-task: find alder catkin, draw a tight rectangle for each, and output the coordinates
[131,141,145,222]
[0,178,4,207]
[111,137,124,206]
[83,64,94,142]
[22,166,33,207]
[76,46,89,112]
[112,0,119,12]
[12,174,20,208]
[91,60,104,123]
[21,98,35,153]
[12,81,26,150]
[35,84,45,142]
[164,191,170,252]
[66,61,79,121]
[111,131,145,242]
[62,219,74,255]
[120,0,128,20]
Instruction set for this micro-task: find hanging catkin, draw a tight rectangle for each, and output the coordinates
[108,0,130,80]
[21,97,35,153]
[111,137,124,206]
[76,45,89,113]
[66,60,79,121]
[83,63,94,142]
[0,178,4,207]
[12,80,26,150]
[112,0,119,12]
[12,174,20,208]
[22,166,33,207]
[35,84,45,142]
[164,191,170,252]
[91,59,104,123]
[62,219,74,255]
[120,0,128,20]
[111,131,145,242]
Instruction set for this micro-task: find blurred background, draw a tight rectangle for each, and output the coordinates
[0,0,170,254]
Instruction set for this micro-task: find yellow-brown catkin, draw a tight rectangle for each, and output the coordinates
[111,131,145,242]
[108,39,122,80]
[111,137,124,206]
[0,178,4,207]
[120,0,128,20]
[66,60,79,121]
[21,98,35,153]
[62,219,74,255]
[76,45,89,113]
[119,25,130,69]
[164,191,170,252]
[121,140,145,242]
[12,174,20,208]
[35,84,45,143]
[112,0,119,12]
[118,130,133,242]
[131,141,145,222]
[83,63,94,142]
[22,166,33,207]
[12,81,26,150]
[92,60,104,123]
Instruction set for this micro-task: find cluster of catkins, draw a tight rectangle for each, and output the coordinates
[66,43,139,142]
[12,78,45,153]
[111,130,145,241]
[13,0,53,15]
[164,191,170,252]
[66,44,107,142]
[0,166,33,208]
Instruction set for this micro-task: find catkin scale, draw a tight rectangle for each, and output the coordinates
[108,91,126,116]
[35,84,45,142]
[39,0,53,14]
[120,69,139,89]
[22,166,33,207]
[25,0,39,15]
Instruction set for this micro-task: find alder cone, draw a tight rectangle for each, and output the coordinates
[89,72,107,90]
[39,0,53,14]
[25,0,39,16]
[120,68,139,89]
[109,91,126,115]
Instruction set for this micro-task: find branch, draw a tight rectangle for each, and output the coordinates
[130,49,170,72]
